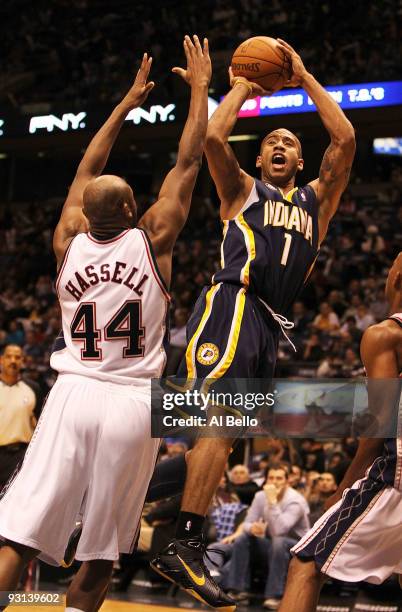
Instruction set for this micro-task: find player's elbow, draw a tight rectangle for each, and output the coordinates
[205,128,225,150]
[338,124,356,150]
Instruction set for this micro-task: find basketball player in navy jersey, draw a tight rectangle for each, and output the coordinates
[151,39,355,609]
[279,252,402,611]
[0,36,218,612]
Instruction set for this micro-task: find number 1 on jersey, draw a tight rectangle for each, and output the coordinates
[281,232,292,266]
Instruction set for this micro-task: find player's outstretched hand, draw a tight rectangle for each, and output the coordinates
[122,53,155,109]
[276,38,309,87]
[228,66,271,98]
[172,35,211,88]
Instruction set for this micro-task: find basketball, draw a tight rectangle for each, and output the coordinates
[231,36,291,93]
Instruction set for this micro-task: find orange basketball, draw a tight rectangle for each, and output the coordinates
[231,36,291,93]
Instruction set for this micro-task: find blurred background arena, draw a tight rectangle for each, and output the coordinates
[1,0,402,610]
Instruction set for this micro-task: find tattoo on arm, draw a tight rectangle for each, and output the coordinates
[319,142,351,190]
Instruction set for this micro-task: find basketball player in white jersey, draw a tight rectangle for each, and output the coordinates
[0,35,211,611]
[279,252,402,612]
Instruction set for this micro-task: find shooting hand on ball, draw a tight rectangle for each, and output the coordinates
[276,38,309,87]
[123,53,155,109]
[172,35,211,88]
[229,66,271,98]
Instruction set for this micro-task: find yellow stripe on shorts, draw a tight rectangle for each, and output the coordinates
[235,213,256,287]
[203,287,247,388]
[185,283,221,382]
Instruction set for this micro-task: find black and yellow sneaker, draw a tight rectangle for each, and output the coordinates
[61,522,82,568]
[150,537,236,611]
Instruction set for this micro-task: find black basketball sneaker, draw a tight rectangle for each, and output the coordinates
[61,522,82,568]
[150,537,236,611]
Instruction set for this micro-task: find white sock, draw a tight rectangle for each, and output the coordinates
[65,608,85,612]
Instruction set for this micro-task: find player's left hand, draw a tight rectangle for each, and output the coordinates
[276,38,309,87]
[123,53,155,109]
[172,35,212,88]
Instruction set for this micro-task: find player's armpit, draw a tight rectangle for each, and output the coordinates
[311,133,355,244]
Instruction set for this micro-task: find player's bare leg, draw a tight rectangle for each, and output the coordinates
[66,560,113,612]
[278,558,326,612]
[151,436,237,611]
[181,436,233,515]
[0,541,38,592]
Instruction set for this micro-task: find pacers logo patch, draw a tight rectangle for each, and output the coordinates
[197,343,219,366]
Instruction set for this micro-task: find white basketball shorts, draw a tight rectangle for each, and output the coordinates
[0,374,160,565]
[292,475,402,583]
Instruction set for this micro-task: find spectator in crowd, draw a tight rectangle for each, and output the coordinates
[228,464,260,506]
[307,472,337,524]
[303,333,324,362]
[222,465,310,610]
[312,302,340,333]
[354,304,375,331]
[0,345,41,490]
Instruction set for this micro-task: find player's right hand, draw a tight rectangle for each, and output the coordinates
[172,35,211,88]
[122,53,155,109]
[228,66,271,98]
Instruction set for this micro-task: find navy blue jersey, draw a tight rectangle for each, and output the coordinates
[213,179,319,315]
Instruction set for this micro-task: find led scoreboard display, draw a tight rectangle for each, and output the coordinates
[235,81,402,118]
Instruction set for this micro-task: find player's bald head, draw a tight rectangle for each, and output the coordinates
[261,129,302,157]
[83,175,137,228]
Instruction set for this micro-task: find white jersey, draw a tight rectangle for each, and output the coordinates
[51,228,169,383]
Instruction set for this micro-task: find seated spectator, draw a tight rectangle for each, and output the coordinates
[341,347,363,377]
[361,224,385,254]
[354,304,375,331]
[288,465,305,494]
[299,440,326,472]
[307,472,337,523]
[222,465,310,609]
[340,315,362,344]
[312,302,340,333]
[303,333,324,362]
[250,454,270,487]
[228,464,260,506]
[5,320,25,346]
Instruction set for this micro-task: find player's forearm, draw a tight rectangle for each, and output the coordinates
[76,101,131,178]
[176,83,209,169]
[207,83,249,142]
[336,438,384,494]
[301,73,355,144]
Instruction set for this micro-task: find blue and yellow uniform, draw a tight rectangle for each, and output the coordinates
[176,178,319,384]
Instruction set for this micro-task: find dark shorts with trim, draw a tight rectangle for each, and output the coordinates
[292,475,388,578]
[176,283,279,382]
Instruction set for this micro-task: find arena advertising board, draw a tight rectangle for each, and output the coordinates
[0,82,401,139]
[235,80,402,117]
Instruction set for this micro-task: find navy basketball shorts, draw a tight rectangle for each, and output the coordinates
[168,283,279,430]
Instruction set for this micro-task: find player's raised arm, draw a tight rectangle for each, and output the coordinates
[205,70,267,218]
[277,39,356,245]
[53,54,155,267]
[138,35,211,286]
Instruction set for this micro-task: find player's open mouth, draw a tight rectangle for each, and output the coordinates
[271,153,286,169]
